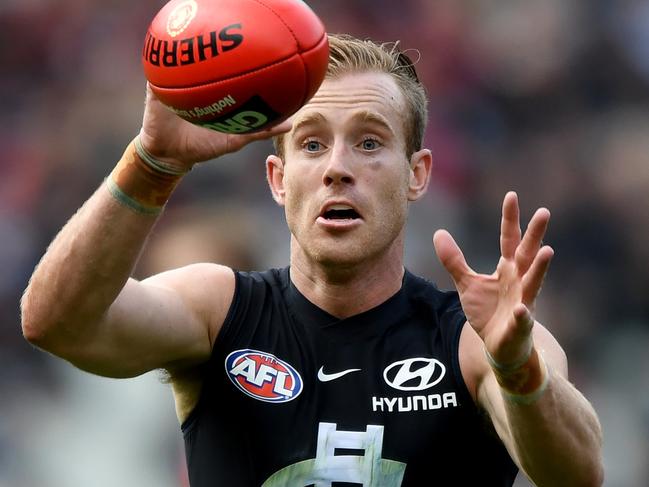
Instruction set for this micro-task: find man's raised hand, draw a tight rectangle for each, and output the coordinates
[433,191,554,369]
[138,83,292,172]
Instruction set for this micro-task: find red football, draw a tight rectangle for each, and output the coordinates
[142,0,329,133]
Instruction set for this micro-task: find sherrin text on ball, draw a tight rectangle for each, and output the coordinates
[142,0,329,133]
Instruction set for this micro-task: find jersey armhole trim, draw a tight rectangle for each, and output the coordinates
[180,270,242,434]
[450,317,476,408]
[212,269,242,349]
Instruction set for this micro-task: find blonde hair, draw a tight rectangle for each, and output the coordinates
[273,33,428,159]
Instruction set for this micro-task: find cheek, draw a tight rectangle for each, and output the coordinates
[371,167,410,225]
[282,170,313,227]
[372,163,410,202]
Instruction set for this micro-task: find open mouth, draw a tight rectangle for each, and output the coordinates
[322,204,361,220]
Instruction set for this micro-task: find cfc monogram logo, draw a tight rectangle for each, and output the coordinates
[262,423,406,486]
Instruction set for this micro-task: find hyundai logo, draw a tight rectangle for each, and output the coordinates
[383,357,446,391]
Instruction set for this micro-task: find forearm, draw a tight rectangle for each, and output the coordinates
[505,372,603,486]
[492,349,604,486]
[21,141,183,350]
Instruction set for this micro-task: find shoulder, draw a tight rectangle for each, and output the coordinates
[164,265,291,339]
[142,262,236,301]
[229,267,288,304]
[143,261,234,285]
[205,266,289,339]
[143,264,287,306]
[404,270,464,323]
[235,267,288,287]
[402,272,467,370]
[142,263,236,343]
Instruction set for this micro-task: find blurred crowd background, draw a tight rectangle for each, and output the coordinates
[1,0,648,485]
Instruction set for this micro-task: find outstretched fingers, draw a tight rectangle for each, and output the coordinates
[521,245,554,307]
[515,207,551,275]
[500,192,522,260]
[433,230,474,291]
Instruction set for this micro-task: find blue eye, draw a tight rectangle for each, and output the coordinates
[303,140,322,152]
[361,138,380,151]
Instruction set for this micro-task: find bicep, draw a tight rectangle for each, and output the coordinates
[65,264,235,378]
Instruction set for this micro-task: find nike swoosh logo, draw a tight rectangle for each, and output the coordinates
[317,366,361,382]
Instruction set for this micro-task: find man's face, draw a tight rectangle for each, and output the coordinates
[268,71,424,269]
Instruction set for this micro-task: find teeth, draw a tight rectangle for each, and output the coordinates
[328,204,353,210]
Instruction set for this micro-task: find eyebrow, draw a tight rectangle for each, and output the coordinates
[350,110,395,135]
[290,110,395,136]
[290,112,328,135]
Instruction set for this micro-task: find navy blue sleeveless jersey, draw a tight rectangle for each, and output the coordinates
[181,267,518,486]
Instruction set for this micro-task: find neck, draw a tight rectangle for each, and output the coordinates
[289,236,406,319]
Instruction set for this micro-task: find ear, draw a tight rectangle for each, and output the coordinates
[407,148,433,201]
[266,155,286,206]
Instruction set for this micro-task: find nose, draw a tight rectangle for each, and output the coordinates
[322,143,354,187]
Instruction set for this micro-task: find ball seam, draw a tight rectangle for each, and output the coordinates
[149,53,301,91]
[247,0,301,47]
[247,0,311,106]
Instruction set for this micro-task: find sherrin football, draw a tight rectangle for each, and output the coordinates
[142,0,329,133]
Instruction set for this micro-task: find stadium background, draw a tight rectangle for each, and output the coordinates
[1,0,648,485]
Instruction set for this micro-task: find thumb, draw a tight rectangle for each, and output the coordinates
[433,229,473,289]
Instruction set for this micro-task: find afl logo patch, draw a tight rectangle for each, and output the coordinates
[225,349,303,403]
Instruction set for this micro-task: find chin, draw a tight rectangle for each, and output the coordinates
[291,222,403,271]
[312,246,359,266]
[309,239,381,269]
